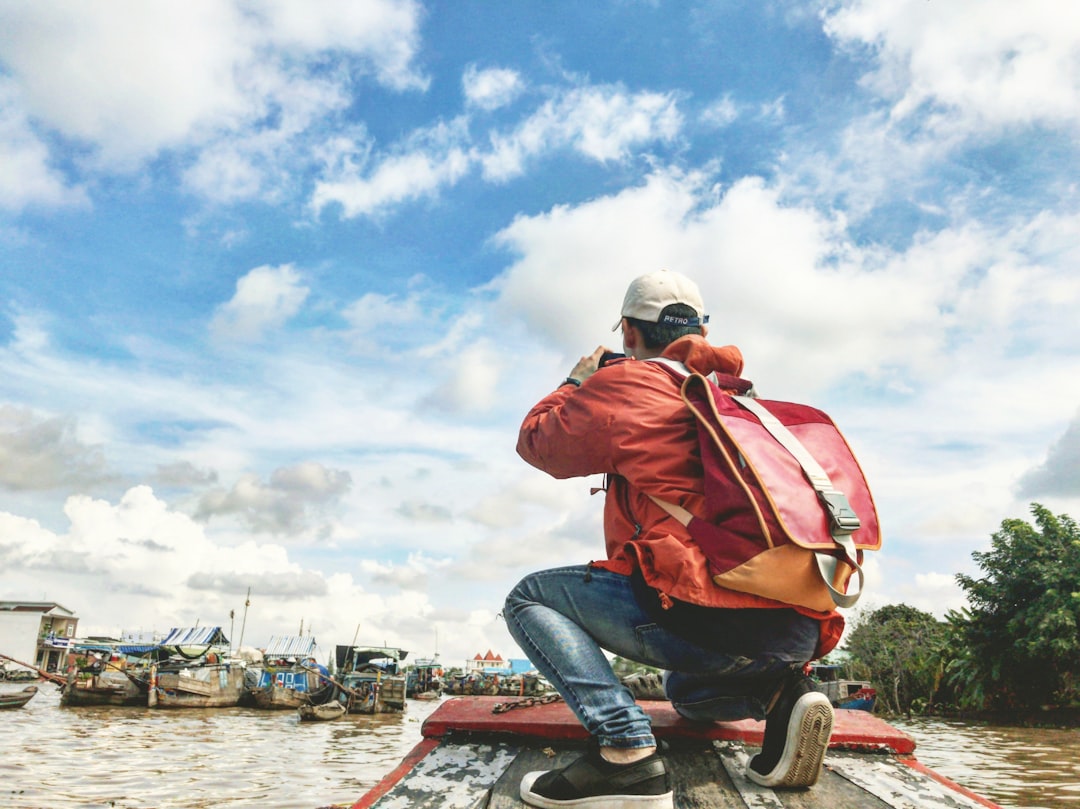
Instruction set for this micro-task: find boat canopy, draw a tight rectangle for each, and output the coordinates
[160,627,229,647]
[335,645,408,670]
[264,635,319,659]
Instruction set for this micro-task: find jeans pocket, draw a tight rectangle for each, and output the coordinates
[632,622,715,671]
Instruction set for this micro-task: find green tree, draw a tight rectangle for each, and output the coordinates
[953,504,1080,710]
[843,603,948,715]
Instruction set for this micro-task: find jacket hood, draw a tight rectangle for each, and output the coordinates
[661,334,744,377]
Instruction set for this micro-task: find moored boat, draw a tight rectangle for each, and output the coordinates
[810,663,877,712]
[298,701,346,722]
[351,696,1002,808]
[248,635,333,710]
[335,645,408,715]
[405,657,445,699]
[59,642,151,707]
[147,627,246,708]
[0,685,38,709]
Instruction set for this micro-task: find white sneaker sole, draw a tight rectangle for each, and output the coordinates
[746,691,834,788]
[520,770,674,808]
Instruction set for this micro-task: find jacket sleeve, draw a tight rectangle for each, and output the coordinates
[516,376,626,479]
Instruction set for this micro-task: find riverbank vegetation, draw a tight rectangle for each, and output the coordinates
[839,504,1080,719]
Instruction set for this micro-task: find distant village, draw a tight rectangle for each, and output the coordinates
[0,600,551,714]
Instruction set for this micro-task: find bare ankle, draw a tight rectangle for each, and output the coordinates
[600,745,656,765]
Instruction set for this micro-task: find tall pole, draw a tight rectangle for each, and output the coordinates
[238,588,251,651]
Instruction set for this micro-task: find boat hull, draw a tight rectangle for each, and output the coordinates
[0,685,38,709]
[352,696,1002,809]
[61,672,147,707]
[298,702,346,721]
[150,664,246,708]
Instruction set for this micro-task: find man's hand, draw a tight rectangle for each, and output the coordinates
[566,346,614,385]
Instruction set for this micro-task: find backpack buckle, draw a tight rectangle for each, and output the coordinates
[818,490,861,534]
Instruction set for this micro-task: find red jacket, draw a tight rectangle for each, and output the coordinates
[517,335,843,657]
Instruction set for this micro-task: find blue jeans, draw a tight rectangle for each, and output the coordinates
[503,566,811,749]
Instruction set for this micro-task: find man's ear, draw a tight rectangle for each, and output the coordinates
[622,320,641,353]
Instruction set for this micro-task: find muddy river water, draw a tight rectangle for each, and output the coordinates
[3,686,1079,808]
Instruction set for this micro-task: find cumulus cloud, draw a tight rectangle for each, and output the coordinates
[0,405,110,491]
[313,84,683,218]
[0,0,426,200]
[463,64,524,111]
[824,0,1080,134]
[186,569,328,598]
[154,461,219,489]
[360,553,452,590]
[490,166,1080,399]
[195,462,352,535]
[1017,411,1080,497]
[210,264,310,342]
[0,78,86,210]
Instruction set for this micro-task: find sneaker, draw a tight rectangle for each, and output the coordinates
[746,670,833,788]
[621,672,667,701]
[520,744,673,808]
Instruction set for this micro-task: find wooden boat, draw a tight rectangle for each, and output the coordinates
[336,645,408,714]
[0,685,38,709]
[145,626,247,709]
[248,635,332,709]
[406,658,445,699]
[298,701,346,722]
[810,664,877,712]
[61,669,148,707]
[352,696,1002,808]
[149,660,246,708]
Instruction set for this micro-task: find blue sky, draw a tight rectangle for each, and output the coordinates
[1,0,1079,667]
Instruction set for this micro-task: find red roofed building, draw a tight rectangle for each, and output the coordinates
[466,649,505,672]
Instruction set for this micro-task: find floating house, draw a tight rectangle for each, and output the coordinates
[249,635,332,709]
[335,645,408,714]
[149,626,246,709]
[0,601,79,674]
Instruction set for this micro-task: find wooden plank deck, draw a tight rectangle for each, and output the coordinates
[352,697,1001,809]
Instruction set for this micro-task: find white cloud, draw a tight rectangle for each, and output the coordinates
[0,78,86,210]
[0,485,506,663]
[421,342,503,416]
[480,85,683,181]
[314,84,684,217]
[0,405,109,491]
[824,0,1080,134]
[256,0,428,91]
[312,143,472,218]
[210,264,310,342]
[0,0,426,175]
[195,462,352,535]
[0,2,255,166]
[1018,410,1080,498]
[463,65,524,111]
[700,94,738,128]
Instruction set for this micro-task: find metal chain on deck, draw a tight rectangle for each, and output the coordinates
[491,692,563,713]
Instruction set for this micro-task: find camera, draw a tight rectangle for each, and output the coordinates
[599,352,625,367]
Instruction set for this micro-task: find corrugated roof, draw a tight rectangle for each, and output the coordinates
[263,635,318,658]
[160,626,228,647]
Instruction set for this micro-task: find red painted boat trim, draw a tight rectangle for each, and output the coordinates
[898,755,1004,809]
[350,736,441,809]
[421,696,915,755]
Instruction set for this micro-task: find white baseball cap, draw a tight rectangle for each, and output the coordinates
[612,269,708,331]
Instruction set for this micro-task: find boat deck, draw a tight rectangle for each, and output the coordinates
[353,696,1000,809]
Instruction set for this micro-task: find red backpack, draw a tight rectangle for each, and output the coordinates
[648,361,882,612]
